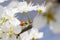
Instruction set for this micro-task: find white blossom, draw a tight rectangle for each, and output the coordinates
[32,15,47,29]
[18,1,38,13]
[0,5,5,17]
[36,4,47,13]
[0,0,7,3]
[0,17,22,34]
[50,7,60,34]
[6,1,19,9]
[20,28,43,40]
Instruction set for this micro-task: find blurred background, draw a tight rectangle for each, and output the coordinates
[0,0,60,40]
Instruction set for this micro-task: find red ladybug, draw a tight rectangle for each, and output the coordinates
[20,21,26,26]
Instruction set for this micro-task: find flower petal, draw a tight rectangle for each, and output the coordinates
[13,25,22,34]
[0,0,7,3]
[32,15,47,29]
[0,6,4,17]
[9,18,20,26]
[7,1,19,9]
[20,31,29,40]
[50,8,60,34]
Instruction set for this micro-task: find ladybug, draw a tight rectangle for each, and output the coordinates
[20,21,26,26]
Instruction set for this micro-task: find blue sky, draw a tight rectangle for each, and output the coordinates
[0,0,60,40]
